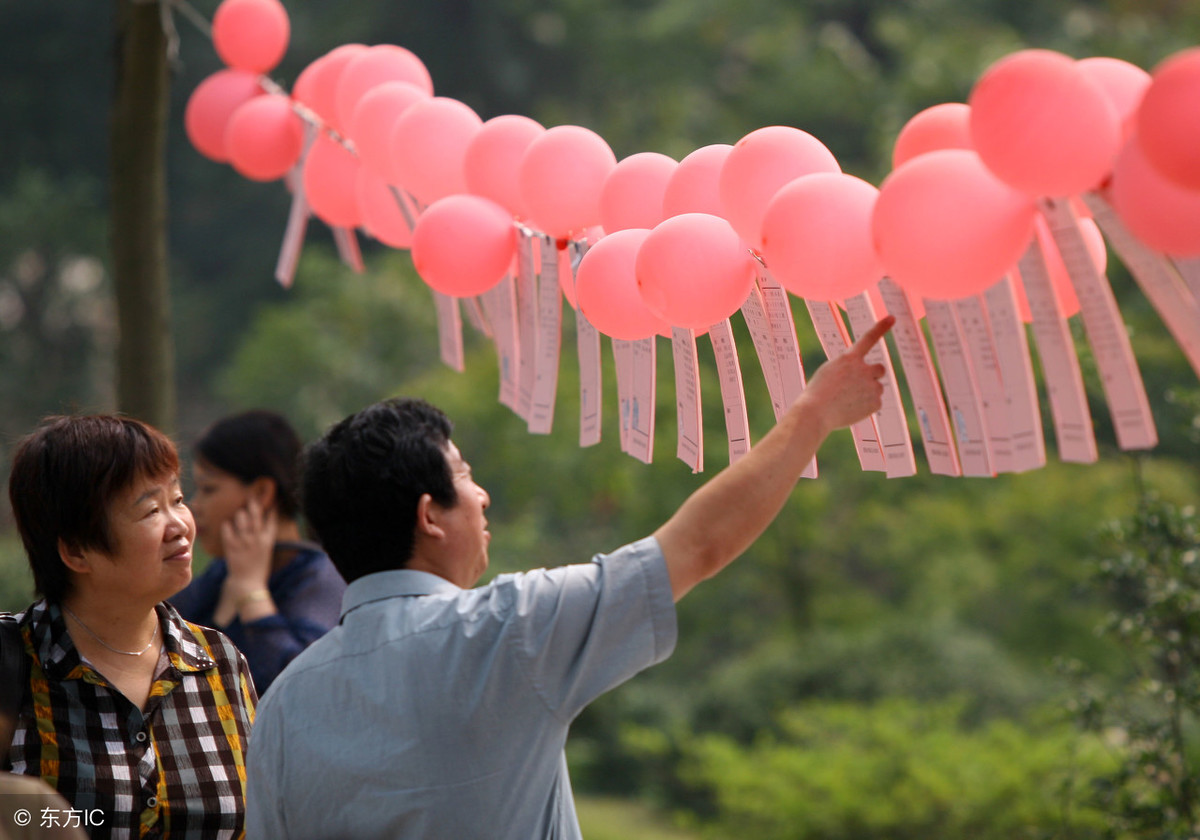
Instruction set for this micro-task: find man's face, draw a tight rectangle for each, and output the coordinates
[437,441,491,587]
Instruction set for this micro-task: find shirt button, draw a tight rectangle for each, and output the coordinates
[135,730,148,743]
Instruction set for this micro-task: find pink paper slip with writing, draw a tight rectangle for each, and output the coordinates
[480,276,520,412]
[1040,198,1157,450]
[1081,193,1200,383]
[514,230,538,422]
[332,227,364,273]
[1015,242,1097,463]
[671,327,704,473]
[804,300,886,472]
[982,277,1046,472]
[528,237,563,435]
[923,299,994,476]
[708,318,751,465]
[952,296,1017,473]
[569,242,602,447]
[755,269,817,478]
[432,290,465,373]
[740,282,786,418]
[613,338,656,464]
[875,279,961,476]
[275,124,318,288]
[842,292,917,477]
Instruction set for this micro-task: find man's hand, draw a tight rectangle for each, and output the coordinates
[797,315,893,436]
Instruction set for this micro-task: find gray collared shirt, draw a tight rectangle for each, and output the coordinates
[246,536,677,840]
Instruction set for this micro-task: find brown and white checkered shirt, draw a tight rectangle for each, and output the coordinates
[6,600,257,839]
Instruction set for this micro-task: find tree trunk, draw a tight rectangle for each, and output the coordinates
[110,0,176,432]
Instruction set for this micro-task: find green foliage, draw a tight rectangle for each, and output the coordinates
[674,697,1116,840]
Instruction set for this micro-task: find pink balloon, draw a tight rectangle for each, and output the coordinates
[225,94,304,181]
[1077,56,1150,142]
[892,103,972,169]
[1011,214,1098,322]
[575,229,667,340]
[356,168,415,249]
[411,195,517,297]
[184,69,265,163]
[761,173,884,302]
[1108,136,1200,257]
[335,44,435,137]
[212,0,290,74]
[464,115,546,217]
[308,44,368,134]
[390,97,483,206]
[1136,47,1200,190]
[969,49,1121,197]
[518,125,618,240]
[599,153,678,233]
[636,213,757,330]
[662,144,733,219]
[303,133,362,228]
[719,126,840,250]
[292,56,325,112]
[349,81,430,178]
[872,149,1037,299]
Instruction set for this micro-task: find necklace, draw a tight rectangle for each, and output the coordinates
[62,604,160,657]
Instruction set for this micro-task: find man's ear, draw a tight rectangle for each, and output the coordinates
[57,538,92,575]
[415,493,446,540]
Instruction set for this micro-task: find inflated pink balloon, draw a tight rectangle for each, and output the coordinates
[464,115,546,217]
[225,94,304,181]
[599,152,678,233]
[212,0,289,74]
[1011,214,1098,322]
[892,103,972,168]
[636,213,757,330]
[356,167,415,249]
[761,173,884,302]
[184,69,265,163]
[518,125,618,240]
[1136,48,1200,191]
[1077,56,1150,141]
[662,144,733,219]
[335,44,435,138]
[1109,136,1200,256]
[390,97,482,206]
[349,81,429,179]
[872,149,1037,299]
[291,56,325,113]
[969,49,1121,197]
[411,195,517,297]
[719,126,840,250]
[303,132,362,228]
[307,44,368,133]
[575,229,667,340]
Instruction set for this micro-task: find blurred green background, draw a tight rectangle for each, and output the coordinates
[3,0,1200,836]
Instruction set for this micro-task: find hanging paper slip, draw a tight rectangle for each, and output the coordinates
[982,277,1046,472]
[480,276,520,411]
[432,290,464,372]
[708,319,751,465]
[577,310,602,448]
[514,229,538,422]
[387,185,419,233]
[1081,193,1200,382]
[671,327,704,473]
[924,299,994,476]
[876,279,961,476]
[462,297,491,337]
[275,124,318,289]
[804,300,886,472]
[332,227,364,273]
[1040,198,1157,450]
[528,236,563,435]
[613,337,656,464]
[1016,243,1098,463]
[757,269,817,478]
[952,296,1017,473]
[740,282,786,418]
[842,292,917,477]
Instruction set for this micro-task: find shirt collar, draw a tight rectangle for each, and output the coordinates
[28,599,215,681]
[340,568,461,620]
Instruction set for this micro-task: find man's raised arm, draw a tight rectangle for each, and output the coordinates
[654,316,895,602]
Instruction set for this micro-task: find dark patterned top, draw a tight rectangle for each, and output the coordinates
[5,600,257,839]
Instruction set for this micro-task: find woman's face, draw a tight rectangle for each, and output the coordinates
[189,460,252,558]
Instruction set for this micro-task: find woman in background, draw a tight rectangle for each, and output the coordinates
[171,410,345,695]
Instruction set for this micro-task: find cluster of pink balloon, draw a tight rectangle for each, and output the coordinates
[184,0,1200,350]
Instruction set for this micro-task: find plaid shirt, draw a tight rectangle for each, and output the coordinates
[6,600,257,839]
